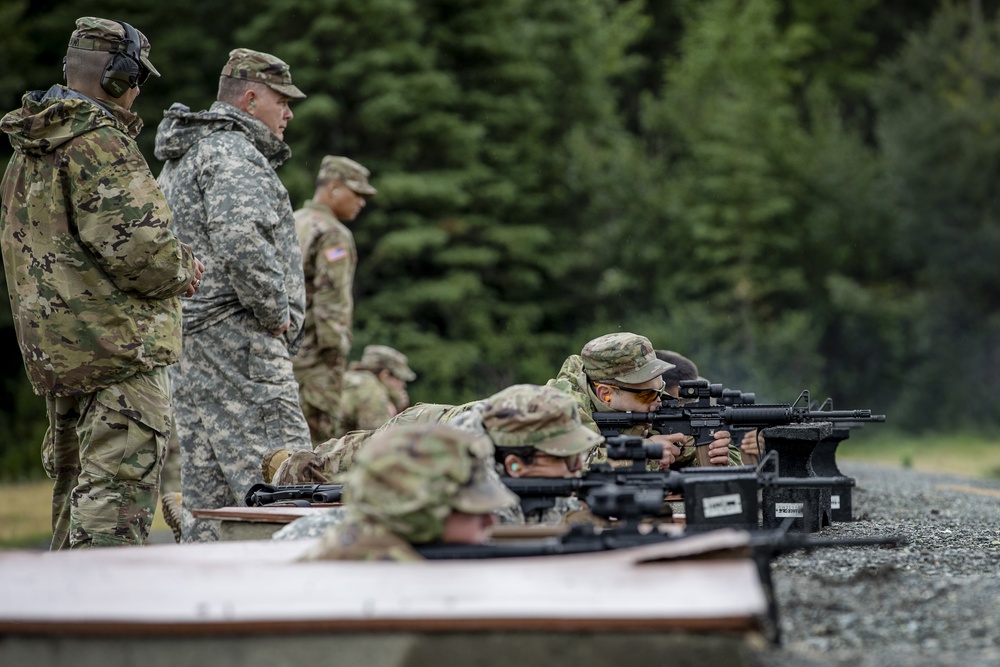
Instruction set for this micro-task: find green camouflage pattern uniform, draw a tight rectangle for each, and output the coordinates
[299,423,517,560]
[154,48,311,542]
[0,18,195,549]
[547,333,742,469]
[337,344,417,436]
[293,157,376,443]
[448,384,602,526]
[274,385,597,539]
[269,401,471,486]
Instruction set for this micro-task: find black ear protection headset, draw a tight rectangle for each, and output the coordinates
[99,20,147,98]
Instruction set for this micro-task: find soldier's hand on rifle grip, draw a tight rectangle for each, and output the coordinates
[701,430,733,467]
[649,433,685,469]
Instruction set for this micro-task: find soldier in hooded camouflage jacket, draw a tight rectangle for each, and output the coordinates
[0,17,202,549]
[154,48,310,542]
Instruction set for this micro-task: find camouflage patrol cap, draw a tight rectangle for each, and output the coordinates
[348,424,517,543]
[582,332,675,384]
[68,17,160,78]
[482,384,602,456]
[318,156,377,195]
[360,345,415,381]
[221,48,306,99]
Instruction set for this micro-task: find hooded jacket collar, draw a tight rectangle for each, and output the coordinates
[0,84,141,156]
[153,101,292,167]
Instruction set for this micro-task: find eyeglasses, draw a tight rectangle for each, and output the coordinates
[137,65,151,87]
[596,379,666,405]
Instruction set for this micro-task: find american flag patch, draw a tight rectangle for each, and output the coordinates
[324,245,348,262]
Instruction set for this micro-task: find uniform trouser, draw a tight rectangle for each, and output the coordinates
[172,315,311,542]
[295,353,346,445]
[42,367,169,549]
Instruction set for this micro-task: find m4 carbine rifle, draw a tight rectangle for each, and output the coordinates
[593,380,885,466]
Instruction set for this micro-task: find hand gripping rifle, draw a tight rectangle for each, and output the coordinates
[592,380,885,466]
[246,437,856,530]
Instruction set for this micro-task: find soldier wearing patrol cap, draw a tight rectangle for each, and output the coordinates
[293,155,378,444]
[546,332,741,469]
[299,423,518,560]
[0,17,202,549]
[271,384,598,539]
[154,47,310,542]
[335,345,417,436]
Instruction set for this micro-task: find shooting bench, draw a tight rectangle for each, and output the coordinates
[0,532,770,667]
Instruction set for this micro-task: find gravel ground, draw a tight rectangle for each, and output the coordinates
[750,462,1000,667]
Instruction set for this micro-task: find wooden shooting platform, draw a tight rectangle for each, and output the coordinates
[193,505,333,541]
[0,531,769,667]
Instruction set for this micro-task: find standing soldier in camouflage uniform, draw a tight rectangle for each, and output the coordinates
[0,17,202,549]
[546,333,740,469]
[293,156,376,444]
[299,423,517,561]
[338,344,417,436]
[154,48,310,542]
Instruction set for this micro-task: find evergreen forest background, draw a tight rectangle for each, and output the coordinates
[2,0,999,479]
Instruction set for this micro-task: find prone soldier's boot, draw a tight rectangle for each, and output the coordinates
[262,448,293,483]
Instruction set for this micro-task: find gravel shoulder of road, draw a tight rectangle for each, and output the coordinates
[750,462,1000,667]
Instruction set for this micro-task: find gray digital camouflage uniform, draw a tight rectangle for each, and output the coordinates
[299,423,517,561]
[293,157,376,443]
[154,49,310,542]
[0,17,196,549]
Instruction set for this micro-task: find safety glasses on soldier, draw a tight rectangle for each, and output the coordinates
[595,379,667,405]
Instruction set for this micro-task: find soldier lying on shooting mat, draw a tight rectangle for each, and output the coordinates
[263,401,472,487]
[298,424,518,561]
[271,384,603,539]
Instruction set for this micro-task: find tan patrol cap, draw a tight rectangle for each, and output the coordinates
[221,48,306,99]
[360,345,415,381]
[582,332,675,384]
[482,384,602,457]
[68,17,160,78]
[318,156,377,195]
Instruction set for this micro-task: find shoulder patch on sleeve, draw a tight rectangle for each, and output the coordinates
[323,245,348,262]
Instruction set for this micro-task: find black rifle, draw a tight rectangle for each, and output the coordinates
[593,380,885,466]
[411,499,905,644]
[247,440,852,531]
[244,483,343,507]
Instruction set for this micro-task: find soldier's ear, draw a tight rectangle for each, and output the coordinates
[504,455,523,477]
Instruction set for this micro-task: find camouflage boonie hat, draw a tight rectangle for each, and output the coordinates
[221,48,306,99]
[319,156,377,195]
[582,332,675,384]
[68,17,160,78]
[348,424,516,542]
[360,345,415,381]
[482,384,602,456]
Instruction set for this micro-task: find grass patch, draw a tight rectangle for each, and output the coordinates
[0,479,171,549]
[838,429,1000,479]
